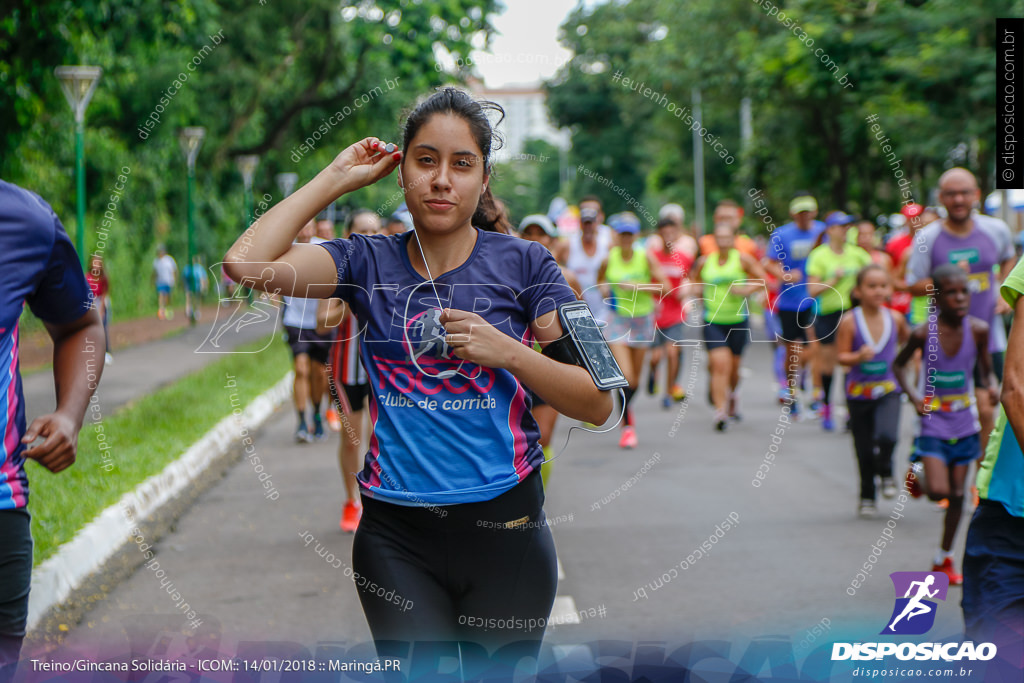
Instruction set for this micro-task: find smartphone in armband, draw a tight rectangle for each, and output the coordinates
[545,301,628,391]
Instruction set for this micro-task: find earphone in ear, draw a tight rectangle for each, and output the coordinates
[397,166,404,188]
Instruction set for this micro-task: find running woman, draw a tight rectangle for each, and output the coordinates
[648,216,693,408]
[598,212,668,448]
[518,214,582,485]
[0,181,103,683]
[837,264,910,517]
[887,203,925,319]
[224,88,612,662]
[894,264,997,584]
[318,209,381,531]
[692,223,768,431]
[281,220,332,443]
[766,193,826,417]
[806,212,873,431]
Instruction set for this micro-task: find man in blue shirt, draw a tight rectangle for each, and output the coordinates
[766,193,826,415]
[0,180,103,683]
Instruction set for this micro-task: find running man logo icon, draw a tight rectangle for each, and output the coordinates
[881,572,950,635]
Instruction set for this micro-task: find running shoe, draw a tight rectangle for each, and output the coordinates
[789,400,801,421]
[619,426,638,449]
[776,387,790,404]
[662,396,672,410]
[295,424,313,444]
[647,373,657,396]
[931,557,963,585]
[728,393,742,422]
[104,352,114,365]
[326,406,342,432]
[715,419,728,432]
[340,501,362,533]
[881,478,898,499]
[670,385,687,402]
[822,405,834,432]
[858,499,877,518]
[810,399,824,415]
[313,417,326,442]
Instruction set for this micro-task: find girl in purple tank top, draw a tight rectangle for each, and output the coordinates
[838,265,911,517]
[894,265,997,585]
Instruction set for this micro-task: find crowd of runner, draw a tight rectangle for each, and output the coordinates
[289,166,1022,593]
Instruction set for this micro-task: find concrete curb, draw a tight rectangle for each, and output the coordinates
[26,372,294,631]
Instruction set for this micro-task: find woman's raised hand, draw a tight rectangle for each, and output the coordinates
[329,137,402,192]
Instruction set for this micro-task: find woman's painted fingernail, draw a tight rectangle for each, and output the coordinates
[371,141,378,149]
[392,152,401,160]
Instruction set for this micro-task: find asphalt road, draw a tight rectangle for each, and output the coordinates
[24,332,989,680]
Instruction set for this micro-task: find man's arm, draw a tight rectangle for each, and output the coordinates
[22,309,104,473]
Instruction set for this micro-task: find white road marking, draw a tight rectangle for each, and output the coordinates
[549,595,580,625]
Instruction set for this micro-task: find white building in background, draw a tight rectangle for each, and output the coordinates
[467,78,570,161]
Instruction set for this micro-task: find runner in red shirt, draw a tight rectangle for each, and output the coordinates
[648,217,694,408]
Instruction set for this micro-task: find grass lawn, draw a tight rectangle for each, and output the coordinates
[26,335,290,565]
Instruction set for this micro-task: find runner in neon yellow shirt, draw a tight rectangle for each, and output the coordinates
[806,212,873,431]
[691,224,768,432]
[598,212,668,449]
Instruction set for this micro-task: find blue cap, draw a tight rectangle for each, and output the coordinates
[609,212,641,234]
[825,212,854,228]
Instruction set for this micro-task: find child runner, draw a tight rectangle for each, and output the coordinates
[806,212,873,431]
[692,223,768,431]
[598,212,668,448]
[837,264,910,517]
[894,264,997,584]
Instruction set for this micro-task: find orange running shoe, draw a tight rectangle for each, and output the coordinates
[340,501,362,533]
[932,557,962,585]
[326,406,342,432]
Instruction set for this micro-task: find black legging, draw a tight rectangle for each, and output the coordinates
[847,392,901,500]
[352,470,557,670]
[0,509,32,683]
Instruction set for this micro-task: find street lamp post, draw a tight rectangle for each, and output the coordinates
[54,65,102,265]
[236,155,260,226]
[275,172,299,199]
[235,155,260,306]
[180,126,206,326]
